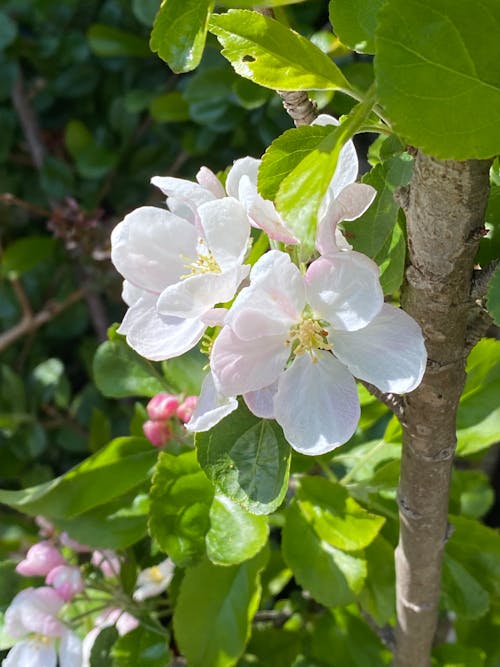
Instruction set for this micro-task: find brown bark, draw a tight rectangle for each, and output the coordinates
[394,153,491,666]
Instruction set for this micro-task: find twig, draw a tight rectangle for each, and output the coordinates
[359,607,396,651]
[254,7,318,127]
[0,288,85,352]
[359,380,405,420]
[11,74,45,170]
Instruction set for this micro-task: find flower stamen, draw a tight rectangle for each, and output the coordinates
[286,316,331,359]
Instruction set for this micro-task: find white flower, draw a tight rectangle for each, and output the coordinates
[111,195,250,361]
[133,558,175,601]
[210,250,426,455]
[2,589,81,667]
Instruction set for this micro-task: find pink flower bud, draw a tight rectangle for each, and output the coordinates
[143,419,172,447]
[16,541,66,577]
[91,550,121,578]
[176,395,198,423]
[46,565,84,601]
[146,393,179,421]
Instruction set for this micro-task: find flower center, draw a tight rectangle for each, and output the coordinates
[182,239,220,278]
[286,316,331,358]
[148,566,165,583]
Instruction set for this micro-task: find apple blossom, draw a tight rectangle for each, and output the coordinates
[209,250,426,455]
[16,541,66,577]
[111,194,251,361]
[2,588,82,667]
[46,565,84,601]
[133,558,175,601]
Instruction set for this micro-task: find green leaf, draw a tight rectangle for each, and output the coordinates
[258,125,333,202]
[174,549,267,667]
[93,338,167,398]
[209,10,350,92]
[282,501,367,607]
[196,402,291,515]
[112,626,171,667]
[375,0,500,159]
[343,154,413,259]
[132,0,160,27]
[442,556,490,619]
[0,12,17,49]
[449,470,494,520]
[0,437,156,519]
[91,626,119,667]
[486,263,500,326]
[1,236,56,278]
[54,494,150,549]
[206,493,269,566]
[329,0,384,54]
[218,0,306,6]
[432,643,486,667]
[358,536,396,625]
[150,92,190,122]
[311,607,391,667]
[149,451,214,567]
[374,215,406,295]
[150,0,214,73]
[446,515,500,603]
[162,348,207,395]
[0,561,25,611]
[457,338,500,455]
[297,477,385,551]
[87,24,150,57]
[275,93,376,252]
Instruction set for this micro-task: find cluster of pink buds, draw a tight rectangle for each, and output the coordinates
[16,540,84,601]
[143,392,198,447]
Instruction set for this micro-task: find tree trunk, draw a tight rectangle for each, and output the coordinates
[394,153,491,666]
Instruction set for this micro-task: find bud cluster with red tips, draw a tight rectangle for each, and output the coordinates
[142,393,198,448]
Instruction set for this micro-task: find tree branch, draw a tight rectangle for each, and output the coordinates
[359,380,405,420]
[395,153,491,666]
[0,288,85,352]
[11,74,45,170]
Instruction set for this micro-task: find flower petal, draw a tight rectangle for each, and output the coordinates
[196,166,226,198]
[317,183,377,256]
[238,176,299,244]
[157,265,249,319]
[226,250,305,340]
[306,254,383,331]
[3,639,57,667]
[274,351,360,455]
[151,175,216,210]
[313,114,358,196]
[186,372,238,432]
[243,381,278,419]
[59,631,83,667]
[225,156,260,197]
[111,207,197,294]
[198,197,250,269]
[331,303,427,393]
[211,326,288,396]
[118,292,206,361]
